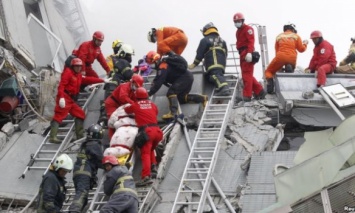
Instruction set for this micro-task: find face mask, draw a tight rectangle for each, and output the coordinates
[235,22,242,28]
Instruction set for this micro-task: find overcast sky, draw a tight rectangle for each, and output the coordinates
[79,0,354,80]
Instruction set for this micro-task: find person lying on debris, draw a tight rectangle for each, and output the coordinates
[145,50,208,120]
[68,124,104,213]
[124,87,163,186]
[104,74,144,139]
[265,22,308,94]
[335,36,355,74]
[100,155,138,213]
[304,30,337,88]
[49,58,109,144]
[189,22,231,96]
[37,154,73,213]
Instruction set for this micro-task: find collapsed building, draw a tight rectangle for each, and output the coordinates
[0,1,355,213]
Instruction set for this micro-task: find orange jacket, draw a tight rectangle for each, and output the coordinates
[275,30,307,57]
[156,27,188,55]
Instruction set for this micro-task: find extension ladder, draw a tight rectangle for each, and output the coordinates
[20,87,99,179]
[171,75,238,213]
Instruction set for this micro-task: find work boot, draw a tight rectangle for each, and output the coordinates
[266,78,274,94]
[49,121,61,144]
[254,89,266,100]
[185,94,208,108]
[151,164,158,179]
[285,64,294,73]
[75,119,85,140]
[136,176,154,187]
[215,85,231,96]
[162,95,179,120]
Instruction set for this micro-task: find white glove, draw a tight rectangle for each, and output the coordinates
[59,98,65,108]
[103,78,111,83]
[302,40,308,45]
[245,53,252,63]
[188,64,196,70]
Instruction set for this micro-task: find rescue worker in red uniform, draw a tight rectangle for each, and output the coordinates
[124,87,163,186]
[76,31,110,79]
[100,155,138,213]
[49,58,107,143]
[104,74,144,139]
[37,154,73,213]
[145,51,208,120]
[147,26,188,56]
[304,30,337,87]
[265,22,308,93]
[68,124,104,213]
[233,12,265,102]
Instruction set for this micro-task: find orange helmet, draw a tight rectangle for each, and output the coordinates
[102,155,118,166]
[310,30,322,39]
[135,87,149,99]
[233,12,245,22]
[71,58,83,66]
[131,74,144,87]
[145,51,161,64]
[93,31,104,41]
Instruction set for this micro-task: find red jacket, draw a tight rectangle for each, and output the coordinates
[308,40,337,71]
[76,40,110,74]
[110,82,136,105]
[236,24,255,54]
[57,67,103,98]
[124,99,158,127]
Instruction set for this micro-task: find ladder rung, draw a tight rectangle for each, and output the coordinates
[179,190,203,193]
[194,150,214,153]
[35,158,53,161]
[187,168,209,171]
[176,201,200,205]
[28,166,47,170]
[189,160,211,164]
[39,150,57,154]
[183,178,207,182]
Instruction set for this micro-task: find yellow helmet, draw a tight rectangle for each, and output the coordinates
[112,39,123,49]
[117,154,130,165]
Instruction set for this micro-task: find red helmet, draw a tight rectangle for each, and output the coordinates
[71,58,83,66]
[310,30,322,39]
[102,155,118,166]
[131,74,144,87]
[93,31,104,41]
[145,51,161,64]
[135,87,149,99]
[72,49,78,56]
[233,12,245,22]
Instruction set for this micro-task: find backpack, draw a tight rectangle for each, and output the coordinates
[64,54,77,67]
[162,54,188,72]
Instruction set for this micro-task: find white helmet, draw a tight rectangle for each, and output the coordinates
[53,154,73,171]
[117,43,135,58]
[283,22,297,33]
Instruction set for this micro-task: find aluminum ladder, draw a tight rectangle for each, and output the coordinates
[171,75,238,213]
[20,87,100,179]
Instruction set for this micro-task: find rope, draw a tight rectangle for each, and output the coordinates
[3,60,49,122]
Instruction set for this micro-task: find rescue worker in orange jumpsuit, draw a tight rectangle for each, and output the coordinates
[233,12,265,102]
[104,74,144,139]
[265,22,308,93]
[49,58,108,143]
[124,87,163,186]
[100,155,138,213]
[304,30,337,87]
[76,31,110,80]
[147,26,188,56]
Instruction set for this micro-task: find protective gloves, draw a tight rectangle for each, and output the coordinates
[188,64,196,70]
[304,68,311,73]
[103,78,111,83]
[245,53,252,63]
[302,40,309,45]
[59,98,65,108]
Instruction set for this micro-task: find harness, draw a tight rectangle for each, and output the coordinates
[64,90,78,101]
[113,175,138,196]
[73,146,92,177]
